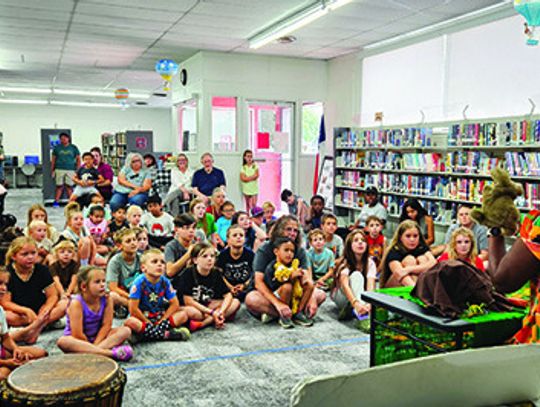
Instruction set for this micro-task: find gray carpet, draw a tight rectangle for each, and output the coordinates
[4,188,371,406]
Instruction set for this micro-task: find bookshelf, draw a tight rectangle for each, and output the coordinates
[334,116,540,228]
[101,132,127,174]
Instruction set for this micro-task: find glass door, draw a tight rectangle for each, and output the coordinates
[247,101,294,212]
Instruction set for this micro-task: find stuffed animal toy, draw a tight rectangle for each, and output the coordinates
[470,167,523,236]
[273,258,303,314]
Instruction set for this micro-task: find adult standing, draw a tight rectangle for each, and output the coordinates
[191,152,226,204]
[51,133,80,207]
[90,147,114,201]
[245,215,326,321]
[163,153,193,216]
[109,153,152,212]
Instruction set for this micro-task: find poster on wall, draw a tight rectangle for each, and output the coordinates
[316,156,334,210]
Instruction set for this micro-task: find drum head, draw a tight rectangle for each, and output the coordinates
[8,354,118,395]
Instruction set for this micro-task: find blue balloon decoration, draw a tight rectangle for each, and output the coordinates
[154,59,179,76]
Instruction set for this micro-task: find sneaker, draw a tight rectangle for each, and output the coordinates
[50,317,66,330]
[111,345,133,362]
[278,317,295,329]
[292,311,314,327]
[52,201,60,208]
[114,306,128,319]
[261,313,277,324]
[166,327,191,341]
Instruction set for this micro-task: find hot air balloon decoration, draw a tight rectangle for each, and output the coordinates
[515,0,540,45]
[155,59,179,91]
[114,88,129,109]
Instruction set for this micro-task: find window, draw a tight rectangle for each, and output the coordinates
[212,96,237,152]
[176,98,197,152]
[302,102,323,154]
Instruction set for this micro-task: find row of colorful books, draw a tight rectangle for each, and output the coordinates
[337,150,536,178]
[337,127,434,148]
[449,120,540,147]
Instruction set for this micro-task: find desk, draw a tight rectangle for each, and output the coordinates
[362,290,525,367]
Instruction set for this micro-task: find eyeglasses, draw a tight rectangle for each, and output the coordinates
[132,159,142,163]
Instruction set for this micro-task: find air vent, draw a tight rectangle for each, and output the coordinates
[152,92,167,98]
[135,101,148,106]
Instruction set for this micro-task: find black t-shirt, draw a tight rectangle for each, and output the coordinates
[7,263,54,312]
[174,265,229,305]
[383,245,430,279]
[49,260,79,289]
[216,247,254,286]
[245,228,256,251]
[76,166,100,184]
[109,220,129,235]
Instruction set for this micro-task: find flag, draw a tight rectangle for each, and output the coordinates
[313,115,326,194]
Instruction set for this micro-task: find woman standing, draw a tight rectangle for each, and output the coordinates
[90,147,114,202]
[109,153,152,211]
[163,154,193,216]
[240,150,259,213]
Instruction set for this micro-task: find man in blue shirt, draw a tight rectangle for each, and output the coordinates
[191,152,226,203]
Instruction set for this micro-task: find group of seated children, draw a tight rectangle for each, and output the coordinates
[0,186,491,374]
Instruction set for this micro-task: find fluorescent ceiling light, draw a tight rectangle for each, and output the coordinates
[0,86,149,99]
[364,0,513,50]
[0,86,50,94]
[0,99,48,105]
[50,101,122,108]
[249,0,353,49]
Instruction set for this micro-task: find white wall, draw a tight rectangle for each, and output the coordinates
[1,104,172,159]
[172,51,328,205]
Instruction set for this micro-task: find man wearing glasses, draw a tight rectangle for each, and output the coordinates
[191,152,226,204]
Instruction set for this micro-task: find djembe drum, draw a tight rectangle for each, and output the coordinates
[0,354,126,406]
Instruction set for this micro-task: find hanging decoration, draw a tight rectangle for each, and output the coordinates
[114,88,129,109]
[515,0,540,45]
[155,59,179,91]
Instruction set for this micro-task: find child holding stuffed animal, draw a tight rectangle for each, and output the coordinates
[263,237,314,329]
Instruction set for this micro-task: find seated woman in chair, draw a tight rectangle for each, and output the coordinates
[109,153,152,212]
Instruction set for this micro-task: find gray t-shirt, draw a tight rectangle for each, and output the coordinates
[106,252,141,290]
[115,167,152,194]
[357,202,388,228]
[164,239,188,264]
[325,234,344,258]
[141,212,174,237]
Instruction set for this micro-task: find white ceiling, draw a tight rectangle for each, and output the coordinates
[0,0,509,106]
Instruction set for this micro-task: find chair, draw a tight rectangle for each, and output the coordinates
[290,345,540,407]
[20,164,36,188]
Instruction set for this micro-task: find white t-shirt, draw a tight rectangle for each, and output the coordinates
[340,258,377,280]
[0,306,8,335]
[168,167,194,195]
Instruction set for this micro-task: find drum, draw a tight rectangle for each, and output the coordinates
[0,354,126,406]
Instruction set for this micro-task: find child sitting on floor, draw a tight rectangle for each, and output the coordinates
[175,242,240,332]
[125,249,190,341]
[307,229,335,291]
[216,225,254,301]
[62,202,99,266]
[264,237,314,329]
[0,267,48,379]
[83,205,109,256]
[83,193,112,221]
[438,227,485,272]
[28,220,54,265]
[165,214,196,280]
[108,206,129,236]
[126,205,143,229]
[322,214,344,258]
[216,201,235,247]
[106,228,141,317]
[3,237,67,332]
[133,227,149,254]
[24,204,60,244]
[57,266,133,362]
[365,215,386,267]
[140,194,174,249]
[49,240,79,300]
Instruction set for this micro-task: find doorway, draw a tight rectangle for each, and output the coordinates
[247,101,294,212]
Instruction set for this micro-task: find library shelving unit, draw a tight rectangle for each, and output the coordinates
[334,116,540,227]
[101,132,127,174]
